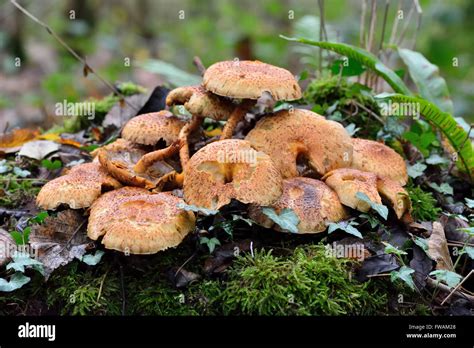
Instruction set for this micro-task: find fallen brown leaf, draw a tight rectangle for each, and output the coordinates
[427,221,454,271]
[0,128,40,153]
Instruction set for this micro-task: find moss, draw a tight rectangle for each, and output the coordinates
[117,81,147,96]
[0,177,40,209]
[217,245,387,315]
[407,185,441,221]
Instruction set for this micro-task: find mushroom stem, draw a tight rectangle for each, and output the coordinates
[219,100,254,140]
[134,140,180,174]
[178,115,203,169]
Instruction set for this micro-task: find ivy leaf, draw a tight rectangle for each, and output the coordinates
[41,159,63,170]
[407,163,427,179]
[391,266,416,290]
[327,220,362,238]
[429,269,462,289]
[426,154,450,166]
[81,250,105,266]
[6,252,44,276]
[13,167,30,177]
[0,273,31,292]
[262,207,299,234]
[359,213,380,229]
[465,198,474,209]
[177,202,219,216]
[345,123,360,136]
[413,236,429,254]
[232,214,254,226]
[31,211,49,224]
[428,182,453,196]
[458,227,474,236]
[383,242,408,257]
[460,246,474,260]
[200,237,221,254]
[356,192,388,220]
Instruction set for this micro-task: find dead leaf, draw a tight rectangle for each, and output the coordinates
[203,128,222,137]
[427,221,454,271]
[0,129,40,153]
[18,140,60,160]
[102,94,149,128]
[91,127,102,142]
[0,228,15,266]
[168,267,200,288]
[29,210,91,278]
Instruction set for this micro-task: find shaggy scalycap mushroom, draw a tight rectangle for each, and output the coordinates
[36,162,121,210]
[351,138,408,185]
[122,110,185,146]
[249,177,348,234]
[183,139,283,210]
[245,108,353,178]
[88,187,196,254]
[323,168,381,212]
[377,176,411,219]
[98,139,176,190]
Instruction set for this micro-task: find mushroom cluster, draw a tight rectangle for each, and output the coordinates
[36,59,411,254]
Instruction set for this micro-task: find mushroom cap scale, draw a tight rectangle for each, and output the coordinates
[166,85,234,121]
[121,111,185,146]
[245,108,353,178]
[351,138,408,185]
[183,139,283,210]
[203,60,302,101]
[249,177,349,234]
[36,162,122,210]
[87,187,196,254]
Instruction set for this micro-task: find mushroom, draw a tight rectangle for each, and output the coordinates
[203,60,302,140]
[87,187,196,254]
[36,162,122,210]
[97,139,178,190]
[249,177,349,233]
[245,108,353,178]
[322,168,382,212]
[351,138,408,185]
[183,139,283,210]
[323,168,411,218]
[164,85,235,168]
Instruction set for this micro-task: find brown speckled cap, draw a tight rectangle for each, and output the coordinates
[249,177,348,234]
[183,139,283,209]
[203,60,302,100]
[121,111,185,146]
[351,138,408,185]
[97,139,176,190]
[377,176,411,219]
[166,85,234,121]
[36,162,122,210]
[245,109,353,178]
[322,168,382,212]
[87,187,196,254]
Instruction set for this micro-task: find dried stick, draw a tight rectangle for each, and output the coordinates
[10,0,136,111]
[193,56,206,76]
[440,270,474,306]
[411,0,423,50]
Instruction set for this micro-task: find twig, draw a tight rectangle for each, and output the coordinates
[318,0,325,75]
[440,270,474,305]
[97,268,109,303]
[351,100,385,125]
[192,56,206,76]
[59,219,86,254]
[10,0,136,111]
[411,0,423,50]
[358,0,367,84]
[427,277,474,303]
[174,251,197,278]
[395,3,415,46]
[375,0,390,91]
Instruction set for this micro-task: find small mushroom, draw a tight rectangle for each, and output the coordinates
[351,138,408,185]
[249,177,349,233]
[87,187,196,254]
[245,108,353,178]
[203,60,302,139]
[322,168,382,212]
[377,176,411,219]
[98,139,178,190]
[122,110,185,146]
[165,85,235,168]
[183,139,283,209]
[36,162,122,210]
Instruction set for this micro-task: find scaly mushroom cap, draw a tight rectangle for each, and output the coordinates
[245,109,353,178]
[122,111,185,146]
[203,60,302,100]
[97,139,176,189]
[183,139,283,209]
[323,168,381,212]
[36,162,121,210]
[88,187,196,254]
[351,138,408,185]
[249,177,349,234]
[166,85,234,121]
[377,176,411,219]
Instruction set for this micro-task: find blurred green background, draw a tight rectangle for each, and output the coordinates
[0,0,473,130]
